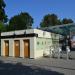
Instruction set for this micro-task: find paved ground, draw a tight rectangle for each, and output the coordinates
[0,57,75,75]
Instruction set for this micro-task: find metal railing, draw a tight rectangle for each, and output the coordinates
[43,45,71,60]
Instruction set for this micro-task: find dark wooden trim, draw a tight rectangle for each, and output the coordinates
[0,33,38,39]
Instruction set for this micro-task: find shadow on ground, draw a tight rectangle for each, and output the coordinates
[0,60,64,75]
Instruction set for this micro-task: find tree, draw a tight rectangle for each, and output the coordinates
[40,13,74,28]
[62,18,74,24]
[9,12,33,31]
[0,22,6,32]
[0,0,8,23]
[40,14,61,27]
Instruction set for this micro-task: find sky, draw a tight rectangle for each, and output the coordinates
[4,0,75,28]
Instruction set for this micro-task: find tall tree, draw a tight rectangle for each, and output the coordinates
[9,12,33,31]
[62,18,74,24]
[40,14,61,27]
[0,22,6,32]
[0,0,7,23]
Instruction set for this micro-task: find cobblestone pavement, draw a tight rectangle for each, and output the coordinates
[0,56,75,75]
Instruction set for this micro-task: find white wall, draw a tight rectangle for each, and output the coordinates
[1,29,56,59]
[9,39,14,56]
[1,29,34,36]
[1,39,5,56]
[34,29,52,38]
[1,39,14,57]
[1,37,54,59]
[1,37,35,58]
[1,29,52,39]
[13,37,35,58]
[34,38,53,59]
[34,49,44,58]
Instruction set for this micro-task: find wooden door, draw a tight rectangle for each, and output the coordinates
[5,41,9,56]
[24,40,30,58]
[14,40,20,57]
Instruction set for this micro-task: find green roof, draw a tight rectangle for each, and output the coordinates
[42,23,75,35]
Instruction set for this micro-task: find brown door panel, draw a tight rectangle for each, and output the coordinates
[5,41,9,56]
[14,40,20,57]
[24,40,30,58]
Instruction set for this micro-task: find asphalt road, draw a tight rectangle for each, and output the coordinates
[0,57,75,75]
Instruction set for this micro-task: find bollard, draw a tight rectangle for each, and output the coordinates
[50,46,54,58]
[58,47,62,59]
[66,46,70,60]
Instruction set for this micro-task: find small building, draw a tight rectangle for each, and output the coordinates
[1,29,59,59]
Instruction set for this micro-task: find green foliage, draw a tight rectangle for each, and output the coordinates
[0,22,6,32]
[40,14,74,28]
[40,14,61,27]
[0,0,8,23]
[62,18,73,24]
[8,12,33,31]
